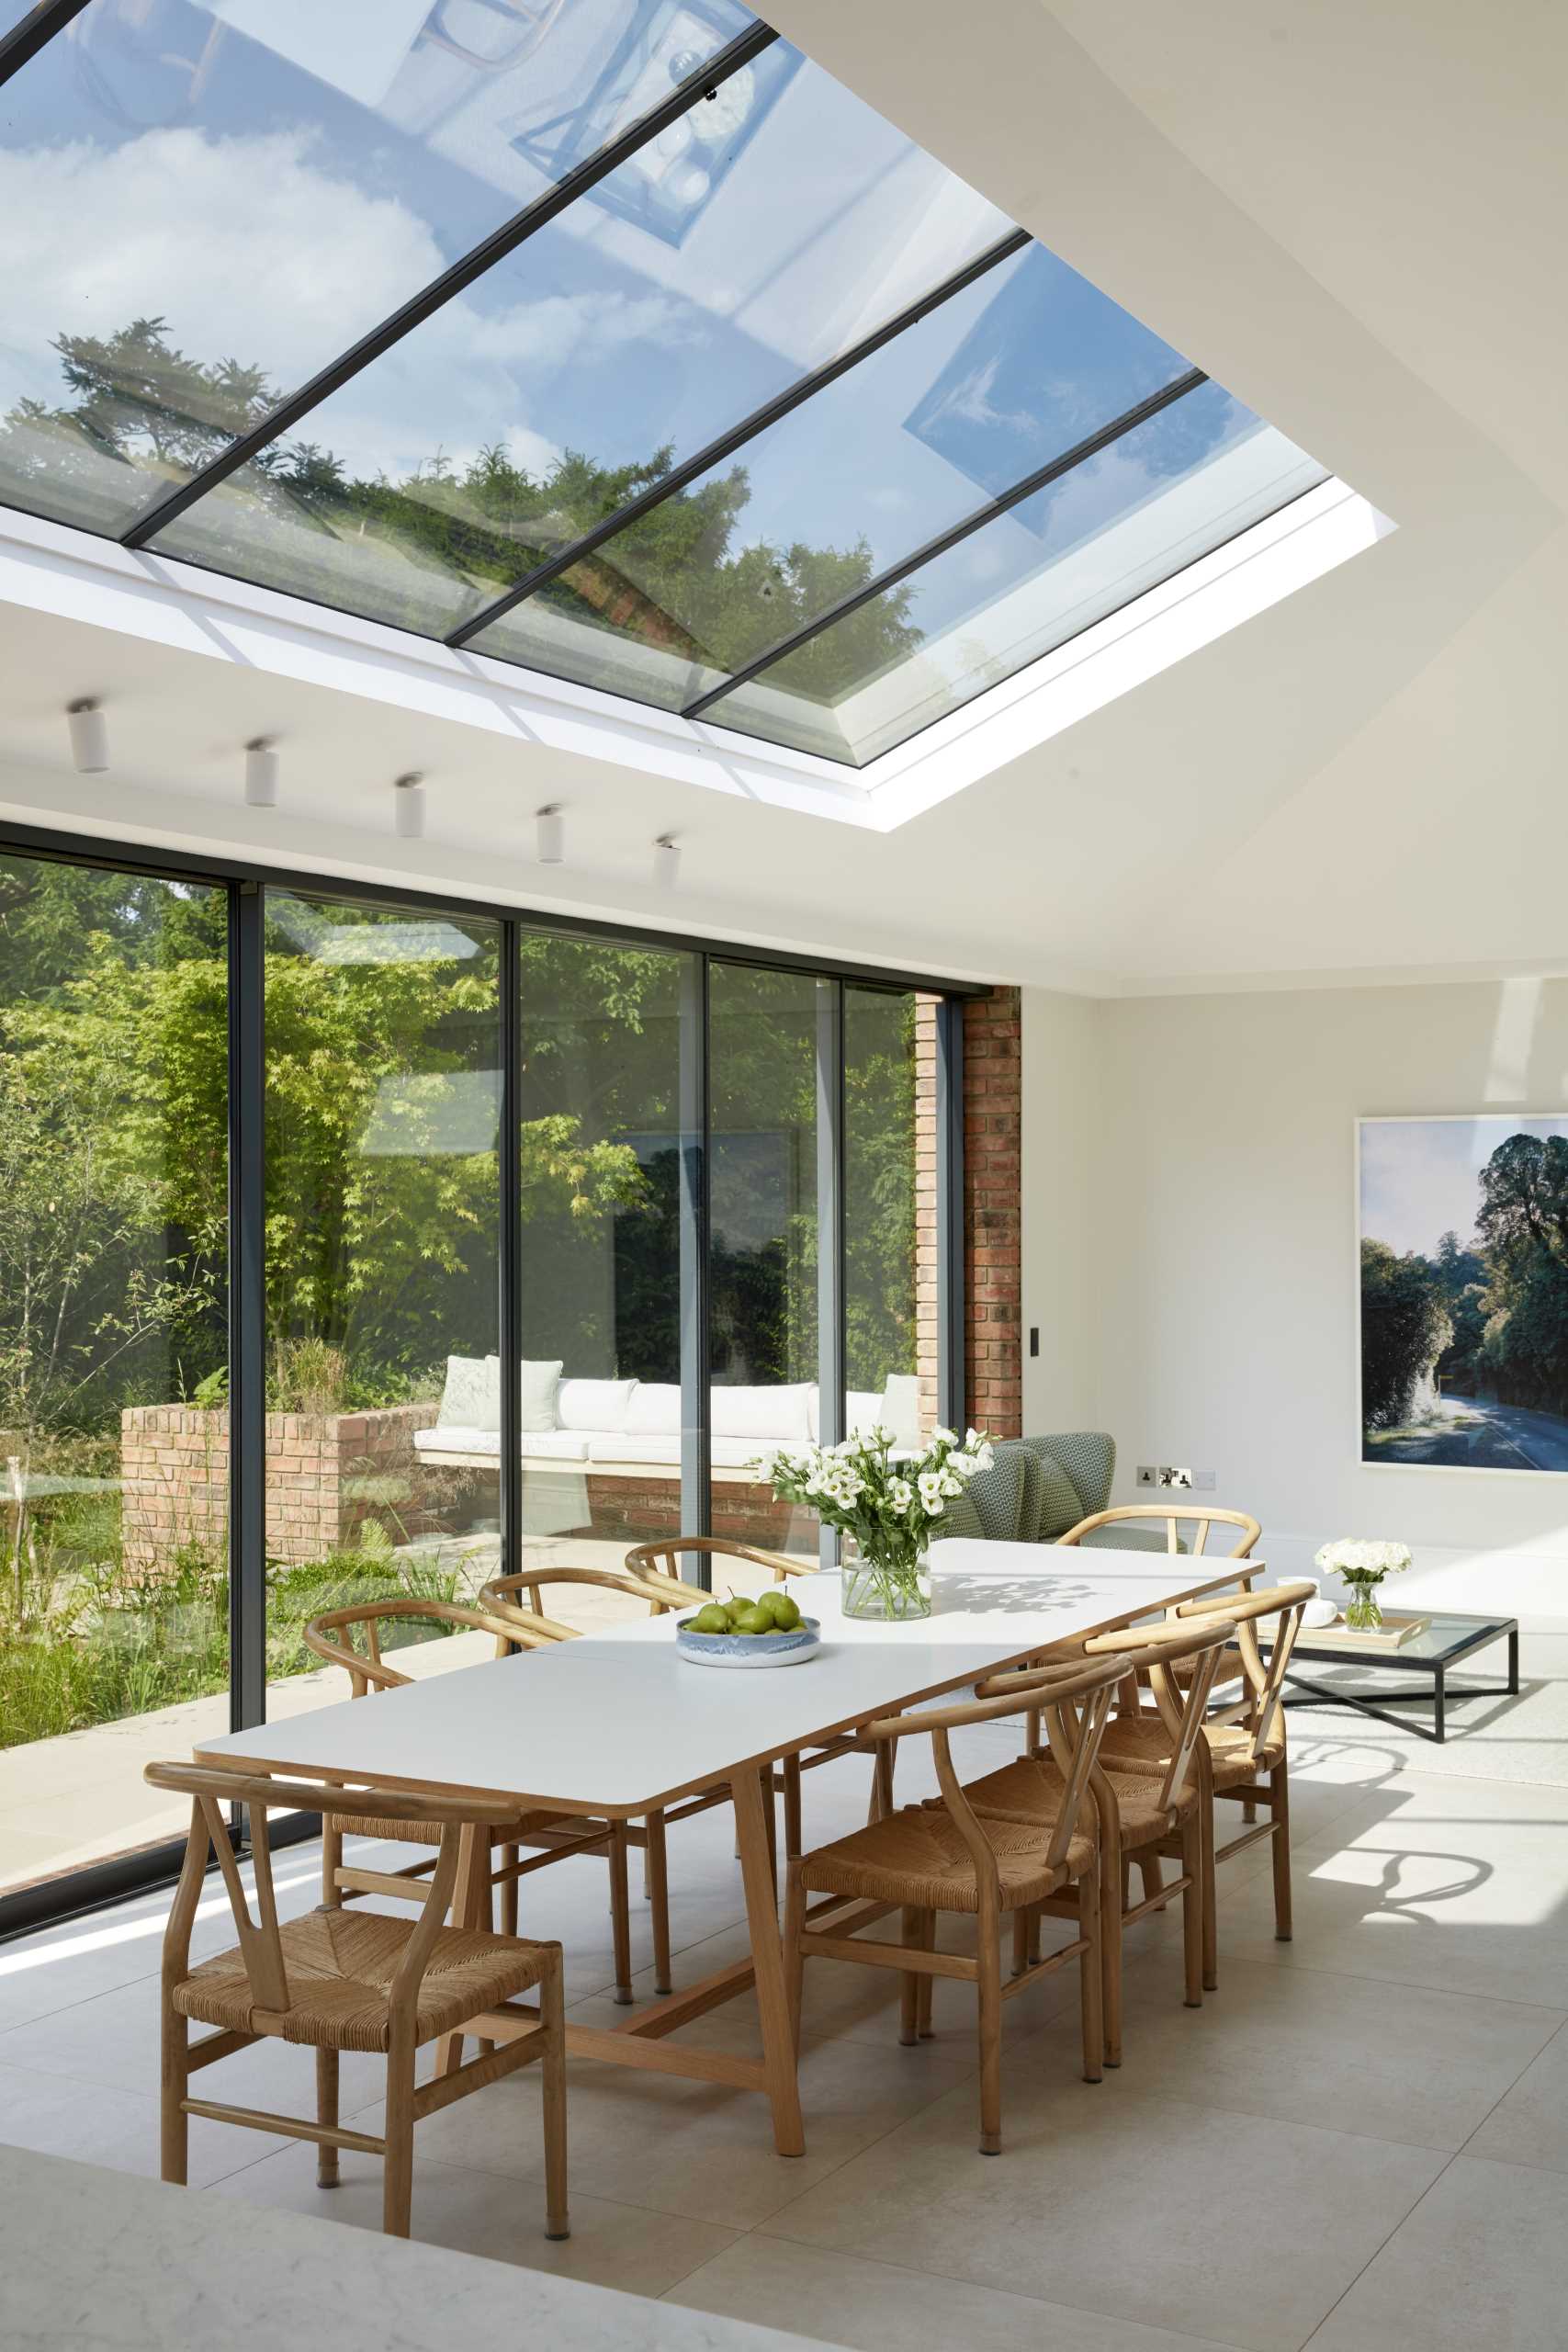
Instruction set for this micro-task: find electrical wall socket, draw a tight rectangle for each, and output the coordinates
[1135,1464,1158,1487]
[1159,1466,1194,1491]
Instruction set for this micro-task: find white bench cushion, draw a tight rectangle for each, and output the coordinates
[713,1383,813,1440]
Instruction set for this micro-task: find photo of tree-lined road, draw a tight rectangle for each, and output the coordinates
[1360,1115,1568,1470]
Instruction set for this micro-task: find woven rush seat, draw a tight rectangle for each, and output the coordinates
[798,1799,1093,1914]
[1097,1708,1285,1790]
[960,1750,1195,1844]
[173,1906,551,2053]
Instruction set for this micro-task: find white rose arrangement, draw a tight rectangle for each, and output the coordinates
[1314,1537,1412,1629]
[761,1425,994,1616]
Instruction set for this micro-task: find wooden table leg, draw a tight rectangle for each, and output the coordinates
[731,1765,805,2159]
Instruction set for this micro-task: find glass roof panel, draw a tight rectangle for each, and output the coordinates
[146,40,1012,639]
[466,239,1191,700]
[0,0,751,536]
[696,386,1327,765]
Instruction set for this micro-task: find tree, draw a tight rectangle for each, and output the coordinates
[1360,1238,1451,1430]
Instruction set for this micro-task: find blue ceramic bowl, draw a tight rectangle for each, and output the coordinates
[675,1615,821,1669]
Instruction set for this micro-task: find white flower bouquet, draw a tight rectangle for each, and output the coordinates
[761,1424,994,1620]
[1314,1537,1412,1630]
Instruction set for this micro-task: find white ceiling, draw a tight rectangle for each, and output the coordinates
[1,0,1562,995]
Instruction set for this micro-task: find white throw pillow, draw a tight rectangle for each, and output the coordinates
[518,1359,563,1433]
[438,1354,499,1432]
[557,1377,637,1433]
[626,1382,682,1436]
[712,1383,814,1441]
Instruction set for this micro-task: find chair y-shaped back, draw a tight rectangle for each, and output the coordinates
[1057,1504,1263,1559]
[301,1595,642,1999]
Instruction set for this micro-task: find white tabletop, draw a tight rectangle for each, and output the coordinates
[195,1544,1247,1816]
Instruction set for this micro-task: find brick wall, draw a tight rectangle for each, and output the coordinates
[963,989,1022,1437]
[120,1403,429,1569]
[913,997,942,1436]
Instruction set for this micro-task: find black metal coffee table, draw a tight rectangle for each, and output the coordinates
[1280,1612,1519,1743]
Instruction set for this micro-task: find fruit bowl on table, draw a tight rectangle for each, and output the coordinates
[675,1592,821,1669]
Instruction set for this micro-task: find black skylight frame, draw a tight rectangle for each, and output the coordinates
[0,5,1320,768]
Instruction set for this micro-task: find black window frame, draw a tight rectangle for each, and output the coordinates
[0,817,976,1939]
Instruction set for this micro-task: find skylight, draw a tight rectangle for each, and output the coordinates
[0,1,1328,768]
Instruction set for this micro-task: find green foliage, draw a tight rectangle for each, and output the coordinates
[0,1538,463,1752]
[1360,1238,1452,1430]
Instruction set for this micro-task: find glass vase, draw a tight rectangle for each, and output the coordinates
[840,1544,931,1622]
[1343,1575,1383,1632]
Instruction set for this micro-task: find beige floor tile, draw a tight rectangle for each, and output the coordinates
[1029,1950,1562,2151]
[671,2233,1235,2352]
[1188,1849,1568,2009]
[1464,2019,1568,2172]
[1306,2154,1568,2352]
[0,2058,271,2189]
[0,1970,413,2111]
[207,2139,739,2293]
[355,2023,975,2231]
[759,2076,1445,2352]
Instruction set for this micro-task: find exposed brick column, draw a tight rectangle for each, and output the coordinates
[912,996,941,1436]
[964,988,1022,1437]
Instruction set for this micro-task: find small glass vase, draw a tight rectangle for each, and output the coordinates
[840,1544,931,1622]
[1343,1575,1384,1632]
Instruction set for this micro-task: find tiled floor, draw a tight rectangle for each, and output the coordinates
[3,1661,1567,2351]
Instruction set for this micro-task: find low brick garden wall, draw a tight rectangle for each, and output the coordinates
[120,1403,432,1569]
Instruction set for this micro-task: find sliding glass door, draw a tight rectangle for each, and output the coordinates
[0,831,967,1930]
[0,852,229,1899]
[708,965,821,1569]
[515,933,696,1628]
[261,891,503,1718]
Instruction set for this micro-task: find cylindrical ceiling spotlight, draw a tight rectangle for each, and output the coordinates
[67,697,108,774]
[393,771,425,840]
[653,833,681,889]
[244,737,278,808]
[536,802,565,864]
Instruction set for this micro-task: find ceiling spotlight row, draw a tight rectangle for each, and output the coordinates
[64,701,682,884]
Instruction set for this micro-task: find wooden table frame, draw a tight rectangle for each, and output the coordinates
[195,1557,1247,2157]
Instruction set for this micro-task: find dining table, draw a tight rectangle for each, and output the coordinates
[191,1540,1257,2157]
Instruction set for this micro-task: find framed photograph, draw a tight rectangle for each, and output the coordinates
[1359,1114,1568,1473]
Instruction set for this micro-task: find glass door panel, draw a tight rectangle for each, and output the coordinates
[845,986,938,1454]
[262,891,502,1716]
[0,852,229,1896]
[515,933,695,1628]
[707,963,819,1571]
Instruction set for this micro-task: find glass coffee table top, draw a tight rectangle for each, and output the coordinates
[1293,1612,1516,1668]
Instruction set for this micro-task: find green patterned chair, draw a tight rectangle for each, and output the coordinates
[940,1431,1181,1553]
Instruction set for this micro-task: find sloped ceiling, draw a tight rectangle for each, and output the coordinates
[1,0,1562,993]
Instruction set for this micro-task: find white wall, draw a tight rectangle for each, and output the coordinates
[1019,988,1100,1435]
[1021,977,1568,1627]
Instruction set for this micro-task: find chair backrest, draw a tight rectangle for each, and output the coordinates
[1058,1504,1262,1560]
[987,1617,1238,1815]
[1084,1619,1236,1810]
[480,1562,708,1628]
[623,1535,804,1601]
[303,1596,567,1693]
[1027,1431,1115,1521]
[1175,1579,1315,1760]
[863,1653,1129,1882]
[143,1761,516,2019]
